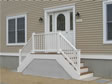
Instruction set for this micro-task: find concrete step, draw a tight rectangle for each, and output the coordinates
[80,72,93,80]
[82,77,100,81]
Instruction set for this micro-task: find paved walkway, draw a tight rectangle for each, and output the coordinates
[83,77,112,84]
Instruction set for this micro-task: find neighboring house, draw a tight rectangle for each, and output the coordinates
[0,0,112,80]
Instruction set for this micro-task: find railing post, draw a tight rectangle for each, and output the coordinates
[19,49,22,65]
[77,49,81,75]
[32,32,36,53]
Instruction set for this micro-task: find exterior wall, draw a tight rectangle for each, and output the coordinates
[0,1,75,53]
[23,59,72,79]
[82,59,112,78]
[0,56,19,70]
[0,1,112,54]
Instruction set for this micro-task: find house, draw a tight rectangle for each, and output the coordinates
[0,0,112,80]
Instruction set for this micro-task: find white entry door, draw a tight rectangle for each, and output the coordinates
[47,10,74,45]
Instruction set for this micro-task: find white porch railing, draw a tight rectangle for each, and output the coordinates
[19,37,32,65]
[19,32,80,74]
[33,32,58,53]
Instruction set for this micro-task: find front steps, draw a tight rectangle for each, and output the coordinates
[80,62,93,79]
[80,63,84,67]
[80,72,93,79]
[80,67,88,73]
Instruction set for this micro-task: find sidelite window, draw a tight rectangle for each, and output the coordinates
[49,15,52,32]
[70,12,73,30]
[7,15,26,45]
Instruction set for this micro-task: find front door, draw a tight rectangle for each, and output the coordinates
[47,10,74,45]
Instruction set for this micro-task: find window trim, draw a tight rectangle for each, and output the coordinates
[6,14,27,46]
[103,0,112,44]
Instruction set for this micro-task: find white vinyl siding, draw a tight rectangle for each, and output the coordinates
[6,14,27,45]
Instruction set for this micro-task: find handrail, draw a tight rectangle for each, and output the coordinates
[58,32,80,74]
[19,37,32,65]
[21,37,32,52]
[59,33,76,50]
[33,32,57,36]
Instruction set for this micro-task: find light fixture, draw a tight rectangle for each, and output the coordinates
[76,12,80,17]
[39,17,43,22]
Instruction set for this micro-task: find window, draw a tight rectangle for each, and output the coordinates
[107,4,112,40]
[7,14,27,45]
[103,1,112,44]
[57,14,65,31]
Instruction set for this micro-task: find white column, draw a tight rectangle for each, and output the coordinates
[19,49,22,65]
[32,32,36,53]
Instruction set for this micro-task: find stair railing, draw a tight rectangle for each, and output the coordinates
[58,32,80,75]
[19,35,33,65]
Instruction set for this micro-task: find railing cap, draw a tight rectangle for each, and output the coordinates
[32,32,36,35]
[76,49,81,51]
[19,49,22,51]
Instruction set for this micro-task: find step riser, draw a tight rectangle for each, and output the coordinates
[80,68,88,73]
[80,73,93,80]
[80,63,84,67]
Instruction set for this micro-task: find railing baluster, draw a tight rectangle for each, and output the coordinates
[32,32,36,53]
[40,35,43,50]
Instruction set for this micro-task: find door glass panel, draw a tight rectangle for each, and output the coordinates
[70,12,73,30]
[57,14,65,31]
[49,15,52,32]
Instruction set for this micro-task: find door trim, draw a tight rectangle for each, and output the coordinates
[44,4,76,46]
